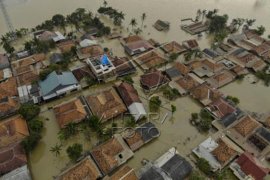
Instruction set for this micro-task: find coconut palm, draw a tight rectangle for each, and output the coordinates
[130,18,137,31]
[134,28,142,35]
[103,0,108,7]
[141,13,146,28]
[202,10,207,21]
[50,143,62,157]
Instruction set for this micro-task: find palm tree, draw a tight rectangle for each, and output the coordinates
[130,18,137,31]
[141,13,146,28]
[103,0,108,7]
[202,10,207,21]
[134,28,142,35]
[50,143,62,157]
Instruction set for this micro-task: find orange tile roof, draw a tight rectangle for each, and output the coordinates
[212,139,236,164]
[57,156,102,180]
[91,136,124,174]
[175,75,199,91]
[174,62,190,75]
[122,129,144,151]
[86,88,127,122]
[53,98,87,128]
[79,45,103,57]
[57,40,76,53]
[0,77,18,98]
[191,84,222,101]
[234,115,260,137]
[0,115,29,148]
[0,97,19,117]
[123,35,143,44]
[162,41,186,54]
[136,51,167,69]
[202,59,224,72]
[105,165,138,180]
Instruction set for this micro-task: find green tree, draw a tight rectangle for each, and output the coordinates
[50,143,62,157]
[123,76,134,84]
[3,42,15,54]
[171,105,176,114]
[28,118,43,132]
[197,158,211,175]
[189,171,206,180]
[191,113,198,120]
[66,143,83,162]
[226,95,240,105]
[19,103,40,120]
[169,53,179,62]
[141,13,146,28]
[255,25,265,35]
[149,96,162,112]
[130,18,137,31]
[22,132,41,152]
[209,14,228,34]
[52,14,66,30]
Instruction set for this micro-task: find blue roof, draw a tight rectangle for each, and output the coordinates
[101,54,110,65]
[39,71,78,96]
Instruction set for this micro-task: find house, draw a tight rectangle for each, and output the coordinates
[175,62,190,75]
[56,40,76,53]
[0,142,27,175]
[86,88,127,122]
[193,136,239,171]
[38,71,81,101]
[34,30,56,41]
[53,97,89,128]
[122,129,144,152]
[148,38,160,47]
[0,115,29,148]
[134,50,167,71]
[189,59,224,78]
[164,66,183,81]
[76,44,104,60]
[56,156,102,180]
[116,82,146,121]
[71,65,95,88]
[182,39,199,50]
[230,152,270,180]
[140,71,169,91]
[79,39,97,48]
[0,54,10,70]
[231,65,249,76]
[17,84,41,104]
[86,54,116,82]
[52,31,65,42]
[80,28,98,39]
[161,41,186,55]
[0,68,12,82]
[111,56,136,77]
[121,35,153,56]
[91,134,134,175]
[181,21,209,35]
[250,60,267,72]
[174,74,200,94]
[103,165,138,180]
[203,48,220,60]
[206,70,236,88]
[50,53,64,64]
[139,147,192,180]
[0,165,31,180]
[190,83,223,106]
[153,20,170,31]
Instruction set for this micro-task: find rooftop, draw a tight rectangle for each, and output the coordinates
[212,139,237,165]
[162,41,186,54]
[104,165,138,180]
[53,98,88,128]
[135,51,167,70]
[140,71,169,90]
[116,82,141,107]
[86,88,127,122]
[234,115,260,137]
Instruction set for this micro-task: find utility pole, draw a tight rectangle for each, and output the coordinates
[0,0,16,38]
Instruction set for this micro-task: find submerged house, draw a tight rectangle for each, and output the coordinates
[0,54,10,70]
[76,44,104,60]
[116,82,146,121]
[140,71,169,92]
[139,147,192,180]
[153,20,170,31]
[111,56,136,77]
[182,39,199,50]
[121,35,153,56]
[181,21,209,35]
[91,134,134,175]
[86,54,116,82]
[206,70,236,89]
[86,88,127,122]
[161,41,186,55]
[38,71,81,101]
[103,165,138,180]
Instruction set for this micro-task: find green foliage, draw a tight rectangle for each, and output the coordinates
[50,143,62,157]
[2,42,15,54]
[209,14,228,34]
[149,96,162,112]
[163,87,180,100]
[22,132,42,152]
[123,76,134,84]
[19,103,40,120]
[124,116,136,127]
[199,109,213,132]
[28,118,43,132]
[86,116,104,136]
[226,95,240,105]
[197,158,211,175]
[189,171,206,180]
[169,53,179,62]
[52,14,66,28]
[255,70,270,86]
[66,143,83,162]
[171,104,176,113]
[58,123,79,141]
[98,6,125,26]
[255,25,265,36]
[191,113,198,120]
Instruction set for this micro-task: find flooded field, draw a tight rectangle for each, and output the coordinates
[1,0,270,179]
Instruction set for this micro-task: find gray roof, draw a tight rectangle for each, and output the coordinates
[0,165,31,180]
[39,71,78,96]
[165,67,182,79]
[137,122,160,143]
[140,167,164,180]
[50,53,63,64]
[161,154,192,180]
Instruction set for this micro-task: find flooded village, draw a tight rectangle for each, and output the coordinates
[1,0,270,180]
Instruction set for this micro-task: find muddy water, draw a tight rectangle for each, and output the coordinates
[1,0,270,179]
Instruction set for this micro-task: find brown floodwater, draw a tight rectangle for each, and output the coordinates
[1,0,270,179]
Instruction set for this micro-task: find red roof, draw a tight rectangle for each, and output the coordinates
[116,82,141,107]
[236,152,270,180]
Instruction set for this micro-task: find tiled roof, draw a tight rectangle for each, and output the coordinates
[136,51,167,69]
[111,57,136,76]
[57,156,102,180]
[104,165,138,180]
[0,77,18,98]
[140,71,169,90]
[72,66,94,81]
[232,65,248,76]
[123,35,143,44]
[53,98,87,128]
[212,139,236,164]
[234,115,260,137]
[175,75,199,91]
[0,97,19,118]
[0,143,27,175]
[122,129,144,151]
[0,115,29,148]
[182,39,199,49]
[162,41,186,54]
[116,82,141,107]
[174,62,190,75]
[86,88,127,122]
[236,152,270,180]
[208,98,236,119]
[201,59,224,72]
[191,84,222,102]
[57,40,75,53]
